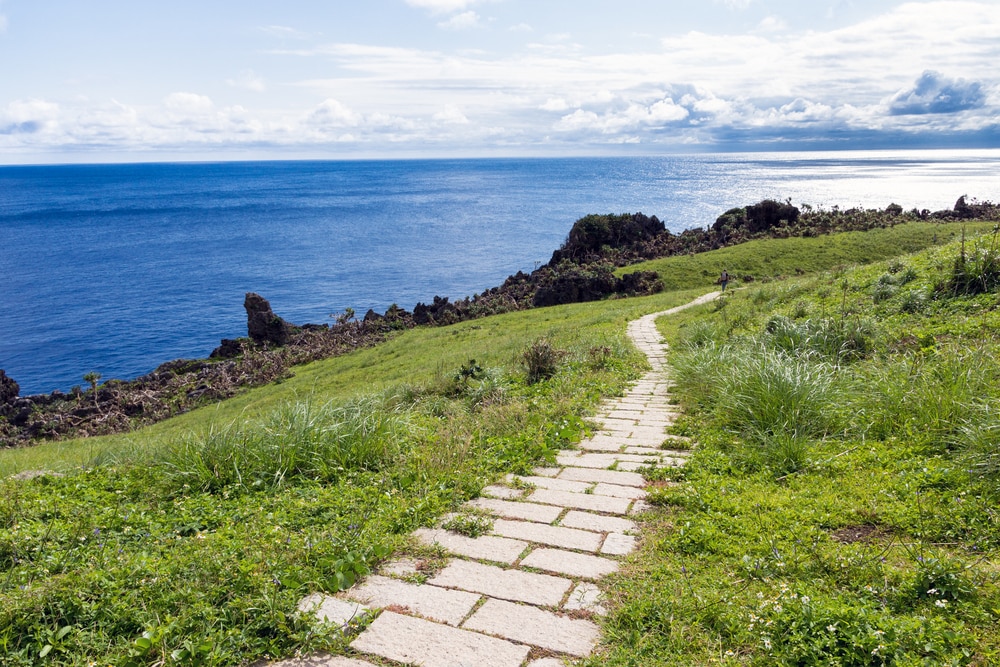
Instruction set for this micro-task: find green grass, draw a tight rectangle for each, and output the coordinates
[625,221,997,291]
[594,233,1000,666]
[4,220,999,665]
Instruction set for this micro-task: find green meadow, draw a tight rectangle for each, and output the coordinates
[2,220,998,665]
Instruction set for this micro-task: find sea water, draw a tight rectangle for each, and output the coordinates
[2,150,998,395]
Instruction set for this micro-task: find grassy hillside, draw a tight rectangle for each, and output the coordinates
[624,220,997,291]
[2,220,997,665]
[594,229,1000,665]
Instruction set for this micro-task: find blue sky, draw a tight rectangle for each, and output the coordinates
[1,0,998,163]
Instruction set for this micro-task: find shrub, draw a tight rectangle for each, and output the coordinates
[521,338,566,384]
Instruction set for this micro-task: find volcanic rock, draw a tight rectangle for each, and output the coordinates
[245,292,292,346]
[0,370,19,404]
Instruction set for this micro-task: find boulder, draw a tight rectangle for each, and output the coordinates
[244,293,292,346]
[0,370,19,404]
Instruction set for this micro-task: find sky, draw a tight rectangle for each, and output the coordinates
[1,0,999,163]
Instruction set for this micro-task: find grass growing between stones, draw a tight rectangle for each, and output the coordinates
[594,235,1000,665]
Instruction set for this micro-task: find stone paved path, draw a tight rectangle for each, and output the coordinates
[273,293,718,667]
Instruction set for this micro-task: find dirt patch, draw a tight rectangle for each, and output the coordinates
[830,524,885,544]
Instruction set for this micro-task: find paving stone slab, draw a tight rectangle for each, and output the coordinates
[558,467,646,487]
[268,655,378,666]
[429,558,572,606]
[593,483,648,499]
[622,446,668,456]
[601,533,638,556]
[297,594,369,627]
[560,510,637,534]
[463,598,600,657]
[528,659,572,667]
[564,581,606,616]
[412,528,527,565]
[491,518,602,552]
[557,453,657,469]
[579,438,626,452]
[617,458,683,472]
[351,611,530,667]
[520,548,619,579]
[513,474,593,493]
[481,485,524,500]
[464,497,563,523]
[378,558,419,578]
[342,575,480,626]
[527,488,632,515]
[532,466,562,477]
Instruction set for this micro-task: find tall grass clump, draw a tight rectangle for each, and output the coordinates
[160,395,410,493]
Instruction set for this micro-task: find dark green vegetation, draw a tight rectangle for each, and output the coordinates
[2,211,999,665]
[594,228,1000,665]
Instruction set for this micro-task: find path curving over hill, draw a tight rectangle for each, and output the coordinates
[271,291,720,667]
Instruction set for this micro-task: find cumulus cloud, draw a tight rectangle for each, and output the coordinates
[164,92,214,114]
[888,70,986,115]
[227,70,266,92]
[556,97,689,134]
[433,105,470,124]
[439,11,481,30]
[308,99,361,127]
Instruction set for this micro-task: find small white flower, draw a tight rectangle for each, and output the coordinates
[927,588,938,595]
[763,637,772,649]
[827,624,837,632]
[800,596,810,603]
[935,599,948,608]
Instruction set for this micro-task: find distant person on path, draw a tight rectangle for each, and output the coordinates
[720,269,730,292]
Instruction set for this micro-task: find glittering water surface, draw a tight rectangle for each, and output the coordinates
[2,150,998,394]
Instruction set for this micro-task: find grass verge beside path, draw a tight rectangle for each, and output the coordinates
[594,236,1000,665]
[0,289,704,666]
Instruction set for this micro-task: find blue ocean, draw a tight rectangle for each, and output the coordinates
[2,151,999,395]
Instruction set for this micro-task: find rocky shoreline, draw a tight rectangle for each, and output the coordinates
[3,196,996,447]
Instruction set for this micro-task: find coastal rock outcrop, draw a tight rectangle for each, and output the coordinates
[0,370,18,404]
[245,292,292,346]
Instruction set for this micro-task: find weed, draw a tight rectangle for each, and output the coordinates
[521,338,567,384]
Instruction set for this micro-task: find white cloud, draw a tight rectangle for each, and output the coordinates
[887,70,985,115]
[509,22,532,32]
[308,99,361,127]
[163,92,214,114]
[406,0,480,14]
[227,70,266,92]
[756,15,787,32]
[433,104,470,123]
[260,25,309,40]
[439,11,481,30]
[540,98,569,112]
[717,0,753,8]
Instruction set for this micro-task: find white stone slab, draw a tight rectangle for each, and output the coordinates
[593,483,648,499]
[558,467,646,487]
[601,533,638,556]
[563,582,606,616]
[463,598,600,657]
[482,485,524,500]
[350,611,529,667]
[532,466,562,477]
[378,558,419,578]
[561,511,637,534]
[412,528,527,565]
[464,498,563,523]
[528,659,571,667]
[520,548,619,579]
[429,559,571,606]
[623,446,667,456]
[579,438,626,452]
[297,594,368,627]
[342,575,480,626]
[491,519,602,552]
[527,488,632,515]
[269,655,378,666]
[515,475,592,493]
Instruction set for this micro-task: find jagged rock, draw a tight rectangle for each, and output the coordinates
[210,339,244,359]
[0,370,19,404]
[364,309,384,322]
[245,292,292,346]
